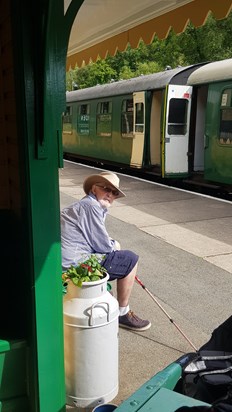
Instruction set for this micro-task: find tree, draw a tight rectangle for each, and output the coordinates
[178,12,232,64]
[66,59,117,90]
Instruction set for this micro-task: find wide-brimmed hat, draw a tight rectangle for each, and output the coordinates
[83,171,126,198]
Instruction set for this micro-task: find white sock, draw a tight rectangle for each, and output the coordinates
[119,305,129,316]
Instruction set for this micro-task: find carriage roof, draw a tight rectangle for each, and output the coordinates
[188,58,232,85]
[66,64,204,102]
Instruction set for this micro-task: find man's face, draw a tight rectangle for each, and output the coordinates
[92,183,120,208]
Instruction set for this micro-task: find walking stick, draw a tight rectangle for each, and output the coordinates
[135,275,198,352]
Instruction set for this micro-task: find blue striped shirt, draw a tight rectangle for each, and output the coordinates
[60,194,116,270]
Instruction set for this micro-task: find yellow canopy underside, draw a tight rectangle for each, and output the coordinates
[66,0,232,70]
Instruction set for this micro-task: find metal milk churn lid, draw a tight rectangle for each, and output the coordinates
[63,273,119,410]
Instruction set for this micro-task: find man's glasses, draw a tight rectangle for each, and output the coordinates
[95,184,120,197]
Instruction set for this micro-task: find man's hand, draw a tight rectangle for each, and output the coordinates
[114,240,121,250]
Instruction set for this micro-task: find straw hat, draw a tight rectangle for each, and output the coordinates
[83,171,125,198]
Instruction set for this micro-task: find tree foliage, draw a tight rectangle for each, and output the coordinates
[66,12,232,91]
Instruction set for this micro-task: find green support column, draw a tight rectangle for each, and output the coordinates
[11,1,85,410]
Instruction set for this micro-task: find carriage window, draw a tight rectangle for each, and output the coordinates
[96,101,112,136]
[219,89,232,145]
[62,106,72,133]
[168,98,188,135]
[79,104,89,115]
[77,104,90,135]
[121,99,133,136]
[135,102,144,133]
[97,101,112,114]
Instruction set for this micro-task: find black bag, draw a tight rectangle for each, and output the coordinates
[182,351,232,404]
[175,400,232,412]
[200,316,232,352]
[175,316,232,412]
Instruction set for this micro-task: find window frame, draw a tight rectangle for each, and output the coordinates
[96,101,112,137]
[121,98,134,137]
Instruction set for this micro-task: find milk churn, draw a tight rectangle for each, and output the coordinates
[63,273,119,410]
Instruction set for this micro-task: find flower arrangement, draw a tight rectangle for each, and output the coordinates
[62,255,108,289]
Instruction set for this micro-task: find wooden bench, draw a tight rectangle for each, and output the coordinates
[115,362,210,411]
[0,339,29,412]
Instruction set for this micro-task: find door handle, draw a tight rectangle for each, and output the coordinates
[204,134,209,148]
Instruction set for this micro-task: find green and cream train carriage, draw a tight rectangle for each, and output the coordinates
[187,58,232,186]
[63,58,232,188]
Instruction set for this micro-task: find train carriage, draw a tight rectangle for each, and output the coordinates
[187,58,232,186]
[63,58,232,189]
[63,64,204,174]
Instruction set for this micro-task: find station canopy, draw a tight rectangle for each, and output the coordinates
[66,0,232,69]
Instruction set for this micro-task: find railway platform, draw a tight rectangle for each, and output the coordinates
[60,160,232,411]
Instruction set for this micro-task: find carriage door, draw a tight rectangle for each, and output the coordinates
[130,92,145,167]
[163,85,192,177]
